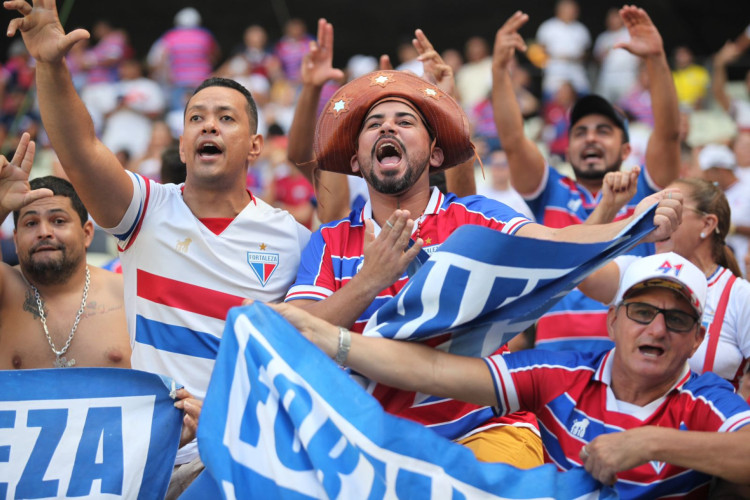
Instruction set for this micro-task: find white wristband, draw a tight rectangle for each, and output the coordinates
[335,327,351,366]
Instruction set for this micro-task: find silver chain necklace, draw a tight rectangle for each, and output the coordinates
[30,267,90,368]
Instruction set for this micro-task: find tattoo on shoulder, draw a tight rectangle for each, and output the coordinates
[23,290,43,320]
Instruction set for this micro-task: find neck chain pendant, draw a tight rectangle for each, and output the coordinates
[54,356,76,368]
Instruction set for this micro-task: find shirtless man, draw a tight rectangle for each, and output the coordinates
[0,133,130,369]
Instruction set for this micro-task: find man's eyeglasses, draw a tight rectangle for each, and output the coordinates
[622,302,699,333]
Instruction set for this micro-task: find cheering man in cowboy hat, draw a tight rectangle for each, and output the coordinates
[283,69,682,465]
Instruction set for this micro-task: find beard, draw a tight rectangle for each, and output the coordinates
[571,159,622,182]
[359,137,430,195]
[20,243,79,286]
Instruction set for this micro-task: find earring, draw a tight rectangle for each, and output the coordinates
[700,232,706,239]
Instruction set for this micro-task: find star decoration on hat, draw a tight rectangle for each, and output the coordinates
[370,73,395,87]
[421,87,441,100]
[327,95,352,117]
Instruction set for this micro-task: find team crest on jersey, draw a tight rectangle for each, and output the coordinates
[649,460,666,474]
[247,252,279,287]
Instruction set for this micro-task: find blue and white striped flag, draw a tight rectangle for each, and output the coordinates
[0,368,182,499]
[363,205,657,356]
[196,303,617,499]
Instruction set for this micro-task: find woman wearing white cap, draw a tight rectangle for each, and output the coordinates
[580,178,750,395]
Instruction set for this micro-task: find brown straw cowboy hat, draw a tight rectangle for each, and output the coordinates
[313,70,475,176]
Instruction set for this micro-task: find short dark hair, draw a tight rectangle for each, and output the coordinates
[186,77,259,133]
[12,176,88,228]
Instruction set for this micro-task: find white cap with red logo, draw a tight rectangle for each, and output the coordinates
[615,252,707,318]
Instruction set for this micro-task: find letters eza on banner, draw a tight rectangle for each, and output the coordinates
[198,304,616,500]
[0,368,182,499]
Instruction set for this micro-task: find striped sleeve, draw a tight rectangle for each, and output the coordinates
[285,229,335,302]
[101,172,151,248]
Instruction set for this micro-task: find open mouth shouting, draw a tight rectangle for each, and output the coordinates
[637,344,665,359]
[374,138,404,170]
[580,146,605,166]
[197,140,223,161]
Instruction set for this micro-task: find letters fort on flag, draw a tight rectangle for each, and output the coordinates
[196,304,617,500]
[364,204,657,357]
[0,368,182,499]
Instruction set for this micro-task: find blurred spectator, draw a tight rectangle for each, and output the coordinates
[83,20,133,85]
[455,36,492,111]
[440,48,464,77]
[712,38,750,131]
[274,18,313,83]
[148,7,220,111]
[394,40,423,76]
[593,7,639,103]
[215,25,276,80]
[535,0,591,99]
[618,62,654,127]
[476,150,534,220]
[672,45,709,110]
[160,144,187,185]
[98,59,166,159]
[699,144,750,276]
[129,120,176,180]
[0,40,37,138]
[542,80,577,158]
[734,131,750,183]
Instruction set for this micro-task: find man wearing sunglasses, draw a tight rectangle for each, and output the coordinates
[272,251,750,497]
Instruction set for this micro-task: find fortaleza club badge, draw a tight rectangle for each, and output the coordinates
[247,252,279,287]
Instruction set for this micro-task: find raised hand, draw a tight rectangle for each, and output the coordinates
[614,5,664,59]
[492,11,529,72]
[637,187,683,243]
[601,166,640,213]
[0,132,53,213]
[360,210,424,293]
[413,29,455,96]
[300,18,344,87]
[5,0,90,64]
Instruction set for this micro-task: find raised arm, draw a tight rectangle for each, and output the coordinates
[269,301,496,408]
[285,18,349,223]
[5,0,133,228]
[711,41,744,113]
[582,425,750,486]
[413,28,476,197]
[491,11,547,195]
[517,186,681,244]
[615,6,680,189]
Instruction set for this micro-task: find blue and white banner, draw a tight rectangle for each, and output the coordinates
[197,304,617,499]
[0,368,182,499]
[364,205,657,357]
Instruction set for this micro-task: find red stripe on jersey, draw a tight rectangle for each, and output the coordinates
[122,177,151,251]
[286,290,329,300]
[137,269,244,319]
[536,312,609,341]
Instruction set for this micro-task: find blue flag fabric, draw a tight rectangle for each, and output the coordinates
[198,304,618,499]
[363,206,657,356]
[0,368,182,499]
